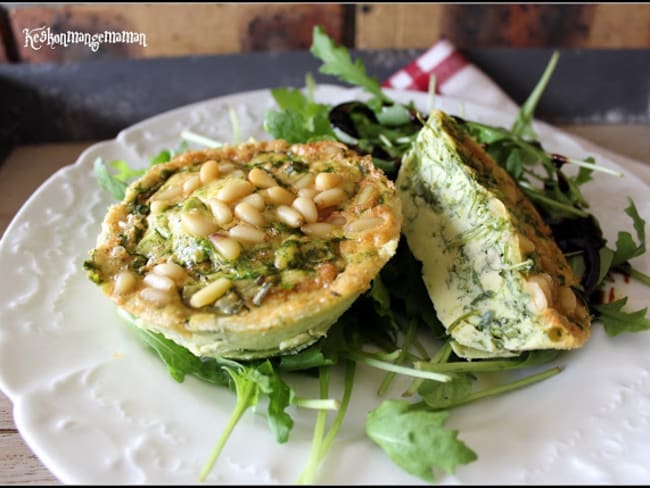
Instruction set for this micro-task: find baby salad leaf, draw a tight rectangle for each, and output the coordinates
[263,87,335,142]
[123,314,231,386]
[93,157,129,201]
[611,198,646,268]
[366,399,477,482]
[417,373,474,410]
[199,360,296,481]
[310,25,391,103]
[592,198,648,290]
[592,297,650,336]
[257,360,295,443]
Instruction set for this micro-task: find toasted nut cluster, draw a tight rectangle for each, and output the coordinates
[170,162,370,260]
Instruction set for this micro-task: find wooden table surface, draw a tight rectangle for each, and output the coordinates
[1,128,649,484]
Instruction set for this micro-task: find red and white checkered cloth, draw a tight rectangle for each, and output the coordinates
[382,39,519,113]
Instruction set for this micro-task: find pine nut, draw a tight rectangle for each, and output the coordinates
[183,175,202,194]
[189,278,232,308]
[294,173,315,189]
[530,273,554,305]
[229,223,267,243]
[144,273,176,291]
[248,168,277,188]
[139,287,173,305]
[150,200,170,214]
[292,196,318,223]
[558,286,577,314]
[489,198,508,218]
[329,215,347,226]
[208,198,233,225]
[238,192,266,211]
[315,172,342,191]
[356,186,377,207]
[210,235,241,261]
[156,184,182,201]
[181,210,219,237]
[524,273,554,312]
[235,201,265,227]
[152,262,187,283]
[217,179,255,202]
[219,162,236,174]
[298,188,318,199]
[265,185,295,206]
[523,280,549,313]
[314,188,347,209]
[301,222,335,237]
[277,205,304,228]
[518,235,535,255]
[346,217,384,233]
[200,160,220,184]
[114,270,138,295]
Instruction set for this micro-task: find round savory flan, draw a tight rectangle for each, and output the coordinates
[85,140,402,360]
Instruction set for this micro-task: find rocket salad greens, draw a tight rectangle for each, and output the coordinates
[92,26,650,484]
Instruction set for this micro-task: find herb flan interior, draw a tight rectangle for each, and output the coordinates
[397,110,591,358]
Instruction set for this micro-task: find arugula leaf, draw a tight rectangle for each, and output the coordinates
[611,198,646,268]
[257,360,295,443]
[366,399,477,482]
[593,297,650,336]
[278,346,337,372]
[149,149,172,165]
[310,26,391,103]
[573,158,595,186]
[263,87,335,142]
[264,109,319,142]
[199,361,296,481]
[122,312,230,386]
[417,373,474,410]
[511,51,559,139]
[93,157,128,200]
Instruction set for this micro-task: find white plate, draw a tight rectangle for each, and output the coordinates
[1,85,650,485]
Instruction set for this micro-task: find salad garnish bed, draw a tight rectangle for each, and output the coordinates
[92,26,650,483]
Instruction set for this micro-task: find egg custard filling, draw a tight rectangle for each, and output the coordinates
[85,140,402,360]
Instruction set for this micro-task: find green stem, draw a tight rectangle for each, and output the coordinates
[292,397,340,411]
[198,382,255,482]
[620,264,650,286]
[404,341,452,397]
[377,318,419,396]
[181,130,223,148]
[415,354,548,374]
[520,184,589,217]
[345,351,450,383]
[429,366,563,410]
[229,107,241,144]
[567,157,623,177]
[318,360,356,461]
[296,367,330,484]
